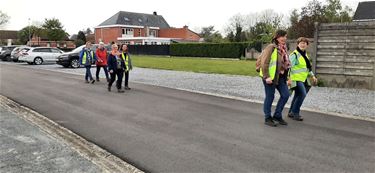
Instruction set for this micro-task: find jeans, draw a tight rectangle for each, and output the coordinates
[84,65,93,81]
[289,81,311,115]
[96,65,109,81]
[124,71,130,87]
[262,75,290,119]
[108,70,124,89]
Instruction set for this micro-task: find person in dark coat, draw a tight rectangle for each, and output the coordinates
[107,44,125,93]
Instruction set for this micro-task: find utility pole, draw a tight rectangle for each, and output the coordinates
[28,18,31,46]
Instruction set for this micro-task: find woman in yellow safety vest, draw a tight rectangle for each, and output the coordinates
[259,30,290,127]
[288,37,317,121]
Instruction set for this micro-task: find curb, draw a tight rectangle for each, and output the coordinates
[0,95,144,173]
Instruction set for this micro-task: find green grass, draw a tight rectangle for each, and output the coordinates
[131,55,258,76]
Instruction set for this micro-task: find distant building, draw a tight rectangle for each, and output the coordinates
[94,11,201,45]
[27,34,76,49]
[0,30,19,45]
[353,1,375,22]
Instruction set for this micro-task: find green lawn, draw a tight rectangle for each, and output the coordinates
[131,55,258,76]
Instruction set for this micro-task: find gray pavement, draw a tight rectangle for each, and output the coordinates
[0,104,101,173]
[11,62,375,119]
[1,63,374,173]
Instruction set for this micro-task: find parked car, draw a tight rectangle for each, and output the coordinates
[11,46,31,62]
[57,44,111,68]
[0,46,18,61]
[19,47,64,65]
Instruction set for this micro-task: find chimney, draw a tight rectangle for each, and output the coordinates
[153,11,157,15]
[183,25,188,29]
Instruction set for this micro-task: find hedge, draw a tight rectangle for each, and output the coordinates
[170,42,262,59]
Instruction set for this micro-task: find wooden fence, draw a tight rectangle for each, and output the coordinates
[313,21,375,90]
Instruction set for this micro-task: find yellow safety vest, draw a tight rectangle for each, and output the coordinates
[290,50,310,82]
[259,48,277,80]
[121,53,129,72]
[82,51,94,65]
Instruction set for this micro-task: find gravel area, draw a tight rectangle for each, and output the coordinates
[5,62,375,119]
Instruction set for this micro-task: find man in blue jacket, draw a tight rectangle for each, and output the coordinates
[79,41,96,84]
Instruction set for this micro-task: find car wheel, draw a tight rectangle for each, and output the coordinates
[5,55,11,61]
[34,57,43,65]
[70,59,80,68]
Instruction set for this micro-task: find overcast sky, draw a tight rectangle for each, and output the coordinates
[2,0,360,35]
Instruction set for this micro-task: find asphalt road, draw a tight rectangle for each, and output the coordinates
[1,63,374,173]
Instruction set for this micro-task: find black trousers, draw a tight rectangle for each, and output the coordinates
[108,70,124,89]
[96,65,109,81]
[124,71,130,87]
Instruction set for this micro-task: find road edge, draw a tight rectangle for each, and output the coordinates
[0,95,144,173]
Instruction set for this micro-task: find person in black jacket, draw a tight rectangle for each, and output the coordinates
[107,44,125,93]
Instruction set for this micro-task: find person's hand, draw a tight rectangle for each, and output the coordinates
[287,79,292,86]
[109,70,113,73]
[265,77,273,84]
[312,76,318,85]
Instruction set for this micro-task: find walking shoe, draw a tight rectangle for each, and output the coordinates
[85,80,89,83]
[292,115,304,121]
[108,86,111,92]
[273,117,288,125]
[118,89,125,93]
[125,86,131,90]
[96,78,100,82]
[265,117,277,127]
[90,80,95,84]
[287,112,293,118]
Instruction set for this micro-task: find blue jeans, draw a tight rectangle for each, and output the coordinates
[289,81,310,115]
[85,65,93,81]
[262,75,290,119]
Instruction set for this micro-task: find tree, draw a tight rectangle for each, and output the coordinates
[199,26,224,43]
[85,28,93,35]
[18,25,44,44]
[42,18,67,41]
[287,0,353,39]
[0,11,10,28]
[75,31,86,47]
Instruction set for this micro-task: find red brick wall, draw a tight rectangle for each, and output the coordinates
[95,27,122,44]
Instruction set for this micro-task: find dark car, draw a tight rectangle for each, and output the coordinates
[57,44,111,68]
[0,46,18,61]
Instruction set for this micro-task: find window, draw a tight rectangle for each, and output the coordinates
[33,48,51,53]
[138,18,142,23]
[51,48,62,53]
[149,30,157,37]
[124,17,130,21]
[122,28,134,36]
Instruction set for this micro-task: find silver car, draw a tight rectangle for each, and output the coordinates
[19,47,64,65]
[11,46,31,62]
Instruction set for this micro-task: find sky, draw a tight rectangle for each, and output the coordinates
[1,0,360,36]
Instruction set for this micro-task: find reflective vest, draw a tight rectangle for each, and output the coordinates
[82,51,94,65]
[121,53,129,72]
[289,50,310,82]
[259,48,277,80]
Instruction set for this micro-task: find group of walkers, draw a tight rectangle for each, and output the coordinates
[79,31,316,126]
[79,41,133,93]
[258,29,318,127]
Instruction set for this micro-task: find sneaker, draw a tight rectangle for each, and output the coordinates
[125,86,131,90]
[118,89,125,93]
[96,78,100,82]
[85,80,89,83]
[287,112,293,118]
[108,86,111,92]
[265,117,277,127]
[292,115,304,121]
[91,80,95,84]
[273,117,288,125]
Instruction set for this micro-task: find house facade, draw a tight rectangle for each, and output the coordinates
[94,11,201,45]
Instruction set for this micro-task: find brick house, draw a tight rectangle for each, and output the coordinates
[28,35,76,49]
[0,30,19,45]
[94,11,201,45]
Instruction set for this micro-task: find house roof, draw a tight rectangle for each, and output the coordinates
[98,11,170,28]
[0,30,18,39]
[353,1,375,21]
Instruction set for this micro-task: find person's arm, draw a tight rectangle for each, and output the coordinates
[107,55,113,71]
[79,50,84,64]
[261,44,274,79]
